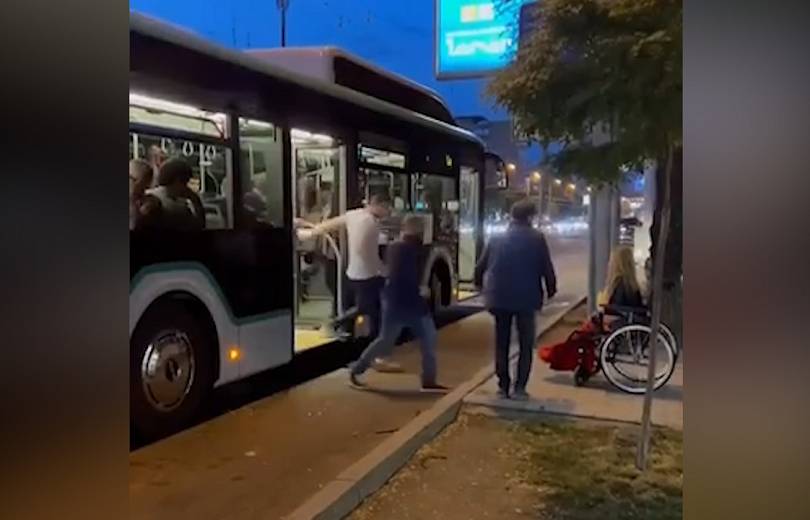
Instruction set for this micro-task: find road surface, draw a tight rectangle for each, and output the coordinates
[129,235,588,520]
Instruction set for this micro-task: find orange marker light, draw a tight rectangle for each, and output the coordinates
[228,347,241,362]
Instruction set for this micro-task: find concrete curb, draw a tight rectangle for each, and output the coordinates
[463,401,684,431]
[285,296,586,520]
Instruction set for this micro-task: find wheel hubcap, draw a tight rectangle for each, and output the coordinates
[141,330,195,412]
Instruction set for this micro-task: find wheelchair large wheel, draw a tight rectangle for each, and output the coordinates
[600,324,676,394]
[659,322,680,359]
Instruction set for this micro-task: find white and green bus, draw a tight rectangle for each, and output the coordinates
[129,12,503,438]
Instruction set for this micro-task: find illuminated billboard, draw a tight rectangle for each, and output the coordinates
[435,0,533,79]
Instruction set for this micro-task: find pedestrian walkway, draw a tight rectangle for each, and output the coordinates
[130,291,585,520]
[464,306,683,430]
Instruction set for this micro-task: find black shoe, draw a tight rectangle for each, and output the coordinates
[512,389,530,401]
[421,383,450,394]
[349,371,366,389]
[496,388,509,399]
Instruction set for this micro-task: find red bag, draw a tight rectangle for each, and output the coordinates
[538,321,600,372]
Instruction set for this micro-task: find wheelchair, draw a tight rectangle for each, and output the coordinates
[572,305,679,394]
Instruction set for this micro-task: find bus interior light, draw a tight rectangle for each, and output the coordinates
[129,92,226,123]
[291,128,334,144]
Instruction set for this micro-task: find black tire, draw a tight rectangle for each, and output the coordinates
[599,324,675,394]
[429,271,443,315]
[574,366,590,386]
[659,322,680,359]
[130,300,217,440]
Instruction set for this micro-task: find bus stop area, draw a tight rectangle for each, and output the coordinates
[130,291,585,520]
[464,304,684,430]
[130,234,588,519]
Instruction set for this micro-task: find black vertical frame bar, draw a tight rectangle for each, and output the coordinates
[476,153,486,266]
[228,112,243,229]
[281,124,294,357]
[345,130,361,209]
[452,147,461,285]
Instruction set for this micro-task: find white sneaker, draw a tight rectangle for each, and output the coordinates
[371,358,403,373]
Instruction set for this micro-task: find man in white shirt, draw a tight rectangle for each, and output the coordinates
[302,193,401,372]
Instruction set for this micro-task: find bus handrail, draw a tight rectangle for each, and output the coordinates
[295,222,343,317]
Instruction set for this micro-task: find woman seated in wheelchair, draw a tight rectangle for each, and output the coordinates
[596,246,645,331]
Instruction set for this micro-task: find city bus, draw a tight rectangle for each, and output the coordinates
[129,12,501,437]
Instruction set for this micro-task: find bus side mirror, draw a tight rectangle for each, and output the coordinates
[485,157,508,190]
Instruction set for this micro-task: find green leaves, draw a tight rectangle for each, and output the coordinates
[488,0,682,184]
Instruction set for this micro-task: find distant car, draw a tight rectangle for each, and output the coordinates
[619,217,641,245]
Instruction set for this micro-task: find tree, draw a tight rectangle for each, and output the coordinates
[487,0,681,469]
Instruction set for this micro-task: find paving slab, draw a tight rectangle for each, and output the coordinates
[464,306,684,430]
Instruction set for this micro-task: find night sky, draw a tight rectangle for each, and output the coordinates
[130,0,504,119]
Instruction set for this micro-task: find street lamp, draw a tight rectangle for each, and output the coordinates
[507,163,517,173]
[531,171,542,183]
[554,178,562,185]
[567,183,576,191]
[277,0,290,47]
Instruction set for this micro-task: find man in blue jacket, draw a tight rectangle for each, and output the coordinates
[475,200,557,400]
[349,215,448,392]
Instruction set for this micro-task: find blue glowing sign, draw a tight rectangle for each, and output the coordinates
[633,175,646,192]
[435,0,533,79]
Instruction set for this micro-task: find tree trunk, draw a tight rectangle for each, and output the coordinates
[649,146,683,347]
[636,142,674,470]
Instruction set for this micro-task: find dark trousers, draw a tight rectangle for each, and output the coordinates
[492,309,536,393]
[349,276,385,339]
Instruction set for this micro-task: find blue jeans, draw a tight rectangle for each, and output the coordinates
[351,309,438,385]
[349,276,385,339]
[492,309,536,393]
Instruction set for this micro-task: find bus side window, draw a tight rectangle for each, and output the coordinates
[238,119,284,228]
[413,173,459,241]
[129,131,232,230]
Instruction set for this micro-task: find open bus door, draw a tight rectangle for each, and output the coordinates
[291,130,349,353]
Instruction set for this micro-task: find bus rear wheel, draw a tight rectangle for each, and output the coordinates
[131,300,216,440]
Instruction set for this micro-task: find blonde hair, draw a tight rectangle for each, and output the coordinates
[603,246,640,302]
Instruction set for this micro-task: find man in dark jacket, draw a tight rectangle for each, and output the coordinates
[349,215,448,392]
[149,158,205,231]
[475,200,557,400]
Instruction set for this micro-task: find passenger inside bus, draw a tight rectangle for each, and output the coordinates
[242,176,270,225]
[296,181,338,302]
[146,144,167,184]
[129,159,161,230]
[147,158,206,231]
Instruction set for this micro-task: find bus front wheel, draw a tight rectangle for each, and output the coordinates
[429,271,444,315]
[130,300,216,439]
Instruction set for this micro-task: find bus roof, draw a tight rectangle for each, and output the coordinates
[246,47,455,125]
[130,12,484,148]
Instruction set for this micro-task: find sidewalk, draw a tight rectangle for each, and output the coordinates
[465,305,684,430]
[130,291,585,520]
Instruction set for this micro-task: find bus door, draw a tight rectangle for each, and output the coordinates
[291,129,347,352]
[458,166,481,291]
